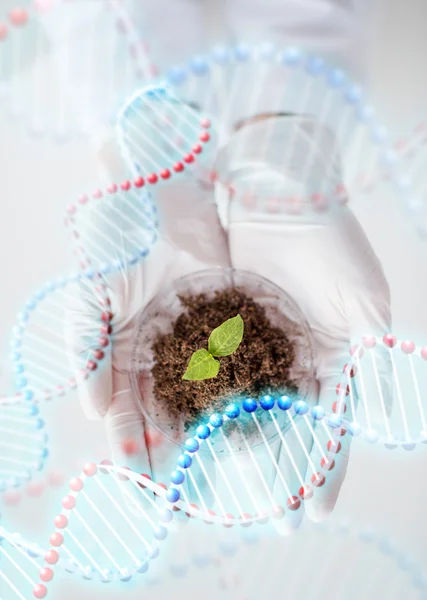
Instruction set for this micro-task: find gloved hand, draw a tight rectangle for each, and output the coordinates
[215,114,392,522]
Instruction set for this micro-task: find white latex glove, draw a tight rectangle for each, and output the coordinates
[215,115,392,521]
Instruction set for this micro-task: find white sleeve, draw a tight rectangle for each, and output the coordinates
[131,0,208,72]
[35,0,208,151]
[225,0,371,80]
[220,0,374,123]
[38,0,207,72]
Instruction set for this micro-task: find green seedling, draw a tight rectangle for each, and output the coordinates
[182,314,244,381]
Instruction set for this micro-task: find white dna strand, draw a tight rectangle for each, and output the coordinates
[161,44,416,219]
[0,0,155,141]
[64,179,158,275]
[336,335,427,449]
[6,271,112,405]
[160,395,342,527]
[0,402,48,494]
[116,84,214,181]
[218,521,427,600]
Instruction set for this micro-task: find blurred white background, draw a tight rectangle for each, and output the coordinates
[0,0,426,598]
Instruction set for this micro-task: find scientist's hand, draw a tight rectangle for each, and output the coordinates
[216,115,392,522]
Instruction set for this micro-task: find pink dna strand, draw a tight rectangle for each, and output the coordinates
[0,401,48,494]
[218,521,427,600]
[0,0,156,140]
[0,517,251,598]
[0,525,54,600]
[336,335,427,449]
[31,462,174,596]
[161,45,419,219]
[117,84,214,181]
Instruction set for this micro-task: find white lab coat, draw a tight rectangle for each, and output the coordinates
[36,0,372,131]
[140,0,370,76]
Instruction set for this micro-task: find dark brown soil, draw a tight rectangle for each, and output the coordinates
[152,288,298,427]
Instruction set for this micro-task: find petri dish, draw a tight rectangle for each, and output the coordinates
[129,267,315,453]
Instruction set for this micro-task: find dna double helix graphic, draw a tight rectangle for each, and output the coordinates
[0,13,426,596]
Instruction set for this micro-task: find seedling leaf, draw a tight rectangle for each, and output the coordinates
[208,314,244,357]
[182,349,220,381]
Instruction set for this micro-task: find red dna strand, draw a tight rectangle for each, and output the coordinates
[34,462,174,597]
[117,85,213,182]
[64,179,158,274]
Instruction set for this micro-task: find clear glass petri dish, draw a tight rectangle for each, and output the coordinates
[129,267,315,453]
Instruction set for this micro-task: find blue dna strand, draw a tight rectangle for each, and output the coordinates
[8,271,112,405]
[162,396,342,529]
[0,401,48,494]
